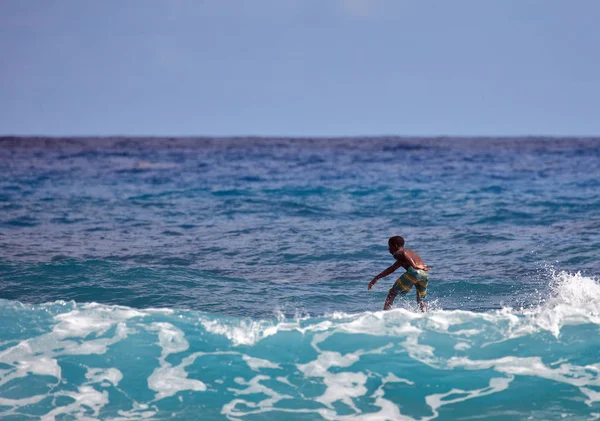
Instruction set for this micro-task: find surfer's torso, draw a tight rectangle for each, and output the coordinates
[393,248,430,271]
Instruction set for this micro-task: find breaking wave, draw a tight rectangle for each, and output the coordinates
[0,271,599,420]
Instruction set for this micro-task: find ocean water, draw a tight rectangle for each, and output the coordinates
[0,137,599,420]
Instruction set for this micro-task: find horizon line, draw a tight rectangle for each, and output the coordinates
[2,134,600,140]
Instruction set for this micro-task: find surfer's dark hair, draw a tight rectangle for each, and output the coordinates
[388,236,405,248]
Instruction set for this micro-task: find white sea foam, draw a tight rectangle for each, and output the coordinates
[581,388,600,407]
[85,367,123,386]
[448,356,600,405]
[297,339,394,413]
[298,350,361,377]
[0,303,142,362]
[425,376,514,420]
[454,342,471,350]
[148,364,207,400]
[149,322,190,356]
[40,386,109,421]
[223,374,294,418]
[0,393,47,408]
[0,302,146,418]
[147,322,206,400]
[113,402,158,421]
[310,369,429,421]
[11,357,61,384]
[199,317,283,346]
[242,355,281,371]
[382,373,414,385]
[0,271,598,420]
[52,303,145,339]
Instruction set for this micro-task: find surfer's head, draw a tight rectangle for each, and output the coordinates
[388,236,405,254]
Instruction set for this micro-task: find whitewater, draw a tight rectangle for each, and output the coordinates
[0,271,598,420]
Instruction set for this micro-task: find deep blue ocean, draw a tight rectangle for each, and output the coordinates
[1,137,599,420]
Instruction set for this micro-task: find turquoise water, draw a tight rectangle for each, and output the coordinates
[0,137,599,420]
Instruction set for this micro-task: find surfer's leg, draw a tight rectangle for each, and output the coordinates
[384,276,413,310]
[383,288,398,310]
[415,280,428,303]
[415,280,428,312]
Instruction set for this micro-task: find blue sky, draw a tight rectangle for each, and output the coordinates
[1,1,599,137]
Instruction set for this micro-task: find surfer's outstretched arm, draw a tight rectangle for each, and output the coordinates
[368,260,402,290]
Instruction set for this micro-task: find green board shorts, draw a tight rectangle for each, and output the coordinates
[391,267,430,302]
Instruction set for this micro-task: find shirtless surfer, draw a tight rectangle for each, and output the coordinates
[368,236,430,312]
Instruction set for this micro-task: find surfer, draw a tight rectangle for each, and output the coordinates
[368,236,430,312]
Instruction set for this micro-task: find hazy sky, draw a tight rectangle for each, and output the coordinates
[1,1,599,137]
